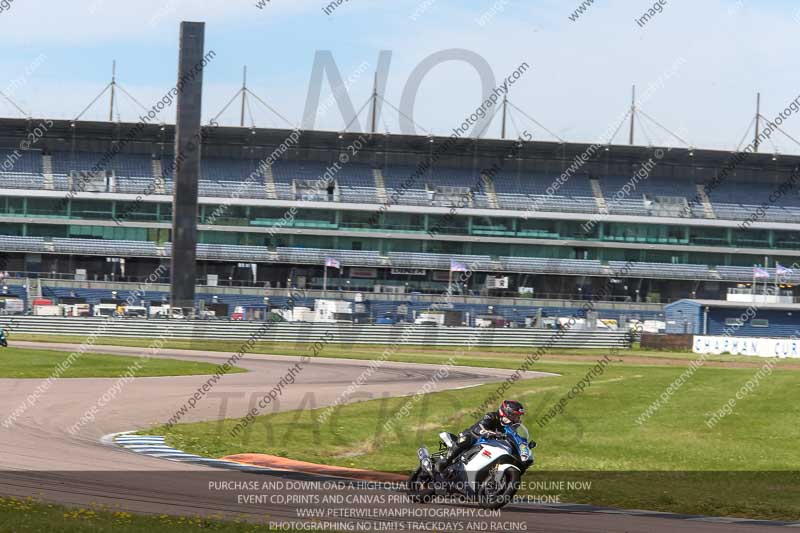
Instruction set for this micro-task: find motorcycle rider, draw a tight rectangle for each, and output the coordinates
[436,400,526,473]
[0,326,7,347]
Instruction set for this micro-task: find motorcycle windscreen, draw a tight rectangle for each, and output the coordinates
[511,423,530,441]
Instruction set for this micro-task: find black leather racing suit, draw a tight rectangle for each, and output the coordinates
[439,412,505,471]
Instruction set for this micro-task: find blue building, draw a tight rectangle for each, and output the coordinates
[665,299,800,337]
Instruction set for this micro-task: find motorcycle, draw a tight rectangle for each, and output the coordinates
[408,423,535,509]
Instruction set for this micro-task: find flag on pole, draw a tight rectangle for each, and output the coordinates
[753,266,769,279]
[450,259,468,273]
[325,257,341,270]
[776,263,793,277]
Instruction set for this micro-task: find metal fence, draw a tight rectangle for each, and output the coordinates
[0,316,631,348]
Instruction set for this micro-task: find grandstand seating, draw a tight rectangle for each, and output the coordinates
[598,175,704,217]
[492,170,598,213]
[196,243,276,262]
[380,165,434,206]
[0,150,44,190]
[707,179,800,223]
[607,260,711,280]
[2,284,26,298]
[116,177,159,194]
[338,185,378,203]
[52,238,158,257]
[600,175,698,200]
[3,149,800,225]
[200,157,261,182]
[387,252,493,271]
[51,151,152,178]
[0,235,46,252]
[500,257,605,276]
[2,232,796,284]
[710,181,785,206]
[276,247,384,267]
[43,286,166,305]
[198,180,265,199]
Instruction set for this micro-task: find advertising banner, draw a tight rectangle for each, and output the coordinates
[693,335,800,358]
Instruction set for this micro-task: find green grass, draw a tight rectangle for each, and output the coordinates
[0,496,332,532]
[151,358,800,520]
[0,347,246,378]
[12,333,800,519]
[12,332,793,367]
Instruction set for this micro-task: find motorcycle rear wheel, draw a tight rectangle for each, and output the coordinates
[407,467,436,504]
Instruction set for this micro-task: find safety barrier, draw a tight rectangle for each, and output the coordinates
[0,316,631,348]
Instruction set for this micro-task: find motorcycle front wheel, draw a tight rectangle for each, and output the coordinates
[477,465,520,509]
[407,467,436,504]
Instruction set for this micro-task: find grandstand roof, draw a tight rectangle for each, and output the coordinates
[0,117,797,176]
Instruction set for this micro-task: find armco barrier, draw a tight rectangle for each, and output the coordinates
[0,316,631,348]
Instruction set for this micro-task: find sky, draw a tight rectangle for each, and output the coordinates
[2,0,800,153]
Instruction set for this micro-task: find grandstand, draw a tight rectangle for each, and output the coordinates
[0,117,799,322]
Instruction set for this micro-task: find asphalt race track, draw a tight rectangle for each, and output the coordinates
[0,341,779,532]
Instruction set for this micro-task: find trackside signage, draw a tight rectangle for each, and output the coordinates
[693,335,800,358]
